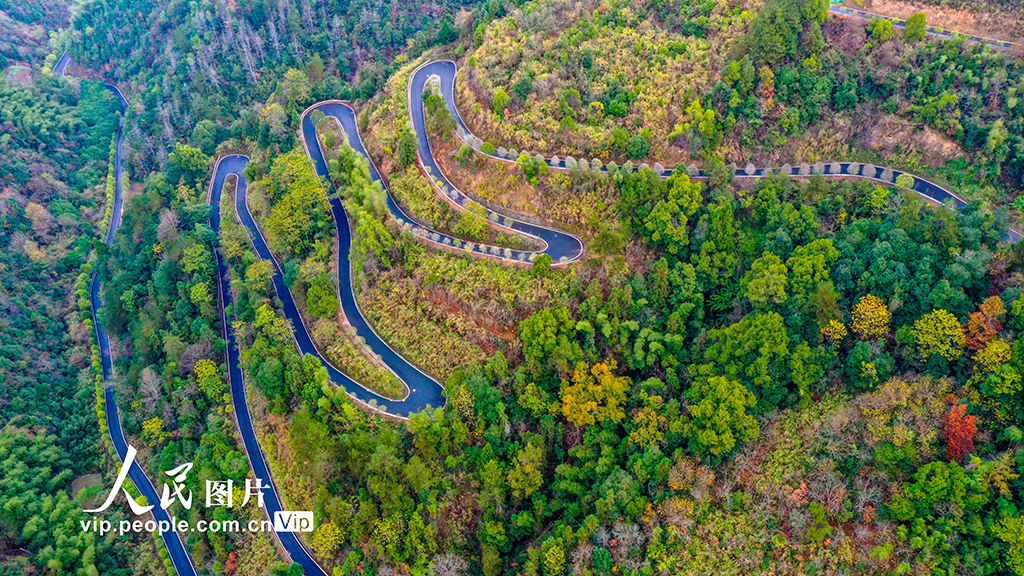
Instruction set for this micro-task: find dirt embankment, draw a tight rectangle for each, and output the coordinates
[739,110,966,170]
[843,0,1024,43]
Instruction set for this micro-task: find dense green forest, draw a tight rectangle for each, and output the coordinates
[93,142,296,573]
[0,73,137,574]
[4,0,1024,574]
[243,144,1024,574]
[65,0,513,173]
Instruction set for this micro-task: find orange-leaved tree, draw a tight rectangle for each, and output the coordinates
[943,403,977,462]
[965,296,1005,351]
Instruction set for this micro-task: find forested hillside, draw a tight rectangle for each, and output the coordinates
[65,0,506,172]
[5,0,1024,574]
[0,0,68,69]
[242,143,1024,574]
[0,72,136,574]
[458,0,1024,202]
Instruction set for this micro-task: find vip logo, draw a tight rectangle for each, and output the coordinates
[273,511,314,532]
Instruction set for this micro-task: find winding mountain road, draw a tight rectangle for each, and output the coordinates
[54,51,70,77]
[79,56,200,576]
[76,7,1020,573]
[305,101,585,265]
[222,146,443,415]
[827,5,1016,51]
[208,156,329,576]
[415,59,1019,242]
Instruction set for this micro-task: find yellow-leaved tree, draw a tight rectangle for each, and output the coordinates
[194,359,225,401]
[820,319,848,347]
[559,360,630,427]
[141,416,167,445]
[851,294,891,339]
[913,309,966,361]
[310,522,344,557]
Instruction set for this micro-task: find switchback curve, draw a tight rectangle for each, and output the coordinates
[208,156,329,576]
[412,59,1021,243]
[220,150,444,415]
[302,102,585,265]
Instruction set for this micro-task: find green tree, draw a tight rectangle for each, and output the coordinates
[519,307,582,374]
[246,261,275,294]
[745,0,826,63]
[168,142,210,186]
[987,119,1010,161]
[871,19,894,41]
[192,119,217,155]
[423,92,456,136]
[182,243,212,275]
[685,376,759,456]
[691,312,795,410]
[643,172,702,255]
[626,134,649,159]
[0,430,109,576]
[889,460,991,569]
[691,198,740,289]
[306,277,338,319]
[436,16,458,44]
[453,201,488,239]
[492,87,510,116]
[895,173,915,190]
[513,76,532,101]
[904,12,927,42]
[532,254,551,277]
[282,68,312,104]
[786,239,838,299]
[395,129,418,170]
[507,435,545,499]
[305,53,325,82]
[742,252,788,307]
[994,516,1024,575]
[592,227,624,255]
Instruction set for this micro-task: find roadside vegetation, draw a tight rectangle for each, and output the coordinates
[5,0,1024,574]
[0,72,135,576]
[457,0,1024,208]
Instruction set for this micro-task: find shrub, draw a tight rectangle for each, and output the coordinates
[532,254,551,277]
[513,76,532,100]
[492,88,510,116]
[626,135,649,158]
